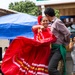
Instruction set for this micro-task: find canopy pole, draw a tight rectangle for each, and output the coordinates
[41,5,45,16]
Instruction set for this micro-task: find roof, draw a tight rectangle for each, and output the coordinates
[35,0,75,6]
[0,8,17,17]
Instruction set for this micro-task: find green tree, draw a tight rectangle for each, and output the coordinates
[55,9,60,18]
[9,0,41,16]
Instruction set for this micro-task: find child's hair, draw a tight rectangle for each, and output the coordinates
[72,36,75,41]
[4,47,8,51]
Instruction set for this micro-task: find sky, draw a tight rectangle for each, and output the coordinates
[0,0,35,9]
[0,0,75,9]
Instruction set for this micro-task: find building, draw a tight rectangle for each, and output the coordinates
[0,8,17,17]
[36,0,75,25]
[0,8,17,59]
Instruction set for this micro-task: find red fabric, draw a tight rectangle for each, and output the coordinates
[1,29,56,75]
[37,15,42,25]
[33,27,56,43]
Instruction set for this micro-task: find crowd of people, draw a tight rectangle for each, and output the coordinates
[1,7,74,75]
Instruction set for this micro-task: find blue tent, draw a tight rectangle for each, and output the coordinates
[0,13,38,39]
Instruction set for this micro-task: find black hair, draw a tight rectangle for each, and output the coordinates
[40,17,42,22]
[44,7,55,17]
[4,47,8,50]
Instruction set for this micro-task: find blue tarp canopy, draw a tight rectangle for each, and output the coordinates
[0,13,38,39]
[60,16,75,20]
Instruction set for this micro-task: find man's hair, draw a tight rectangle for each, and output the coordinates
[44,7,55,17]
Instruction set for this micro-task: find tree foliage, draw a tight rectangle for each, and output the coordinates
[9,0,59,17]
[9,0,41,16]
[55,9,60,18]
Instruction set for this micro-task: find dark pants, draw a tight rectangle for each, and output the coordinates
[48,48,62,75]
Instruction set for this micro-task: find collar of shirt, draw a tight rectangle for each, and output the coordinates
[49,17,57,25]
[52,17,57,23]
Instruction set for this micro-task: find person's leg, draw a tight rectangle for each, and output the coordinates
[72,64,75,75]
[71,52,75,75]
[48,49,62,75]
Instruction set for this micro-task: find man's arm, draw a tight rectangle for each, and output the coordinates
[56,20,71,44]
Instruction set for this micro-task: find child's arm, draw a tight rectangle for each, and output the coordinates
[32,25,44,31]
[69,42,74,50]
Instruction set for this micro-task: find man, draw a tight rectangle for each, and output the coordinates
[44,7,71,75]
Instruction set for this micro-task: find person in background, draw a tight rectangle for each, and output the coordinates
[2,47,8,59]
[44,7,71,75]
[69,37,75,75]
